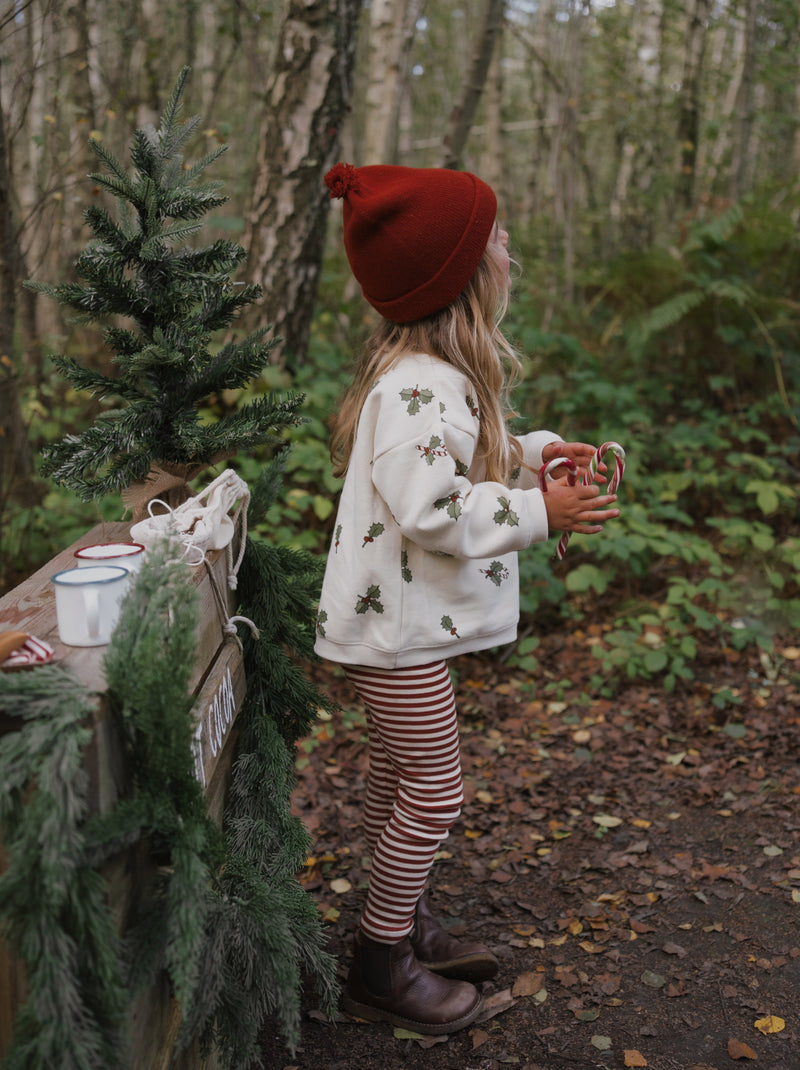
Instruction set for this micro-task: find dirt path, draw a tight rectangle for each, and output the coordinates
[256,636,800,1070]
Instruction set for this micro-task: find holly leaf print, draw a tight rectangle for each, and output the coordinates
[316,610,328,637]
[401,550,413,583]
[480,560,510,587]
[434,492,463,520]
[510,465,521,482]
[494,496,520,527]
[356,585,384,615]
[465,394,479,417]
[400,385,434,415]
[334,523,342,552]
[417,435,448,466]
[441,615,460,638]
[454,458,469,477]
[362,521,385,547]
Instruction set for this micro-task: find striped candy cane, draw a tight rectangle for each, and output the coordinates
[538,441,626,560]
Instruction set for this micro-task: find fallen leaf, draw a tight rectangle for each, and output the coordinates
[754,1015,785,1034]
[574,1007,600,1021]
[470,1028,490,1049]
[393,1027,423,1039]
[594,814,623,828]
[663,941,688,958]
[476,988,518,1022]
[512,971,544,997]
[728,1038,757,1060]
[329,878,351,894]
[414,1034,449,1048]
[624,1051,648,1067]
[591,1035,613,1050]
[641,970,667,988]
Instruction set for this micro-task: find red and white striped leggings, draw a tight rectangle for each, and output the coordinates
[344,661,464,944]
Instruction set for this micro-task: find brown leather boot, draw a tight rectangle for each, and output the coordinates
[342,930,483,1035]
[409,892,499,982]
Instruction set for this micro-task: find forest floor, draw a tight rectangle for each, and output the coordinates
[255,624,800,1070]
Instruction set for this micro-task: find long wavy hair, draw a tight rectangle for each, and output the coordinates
[330,241,525,485]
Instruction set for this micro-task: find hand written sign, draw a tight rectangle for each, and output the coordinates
[190,645,246,791]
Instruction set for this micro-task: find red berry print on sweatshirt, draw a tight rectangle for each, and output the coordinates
[362,521,385,547]
[441,615,460,638]
[434,491,463,520]
[454,458,469,477]
[400,385,434,415]
[334,523,342,552]
[493,496,520,527]
[417,435,448,465]
[480,560,510,587]
[356,585,384,615]
[466,394,479,417]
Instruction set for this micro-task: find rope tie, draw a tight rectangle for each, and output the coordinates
[205,561,260,653]
[538,441,626,560]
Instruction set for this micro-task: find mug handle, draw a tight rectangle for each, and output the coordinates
[85,586,100,639]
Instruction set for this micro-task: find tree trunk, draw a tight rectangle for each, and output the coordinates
[676,0,711,211]
[0,66,38,519]
[241,0,362,367]
[440,0,505,170]
[481,39,507,219]
[362,0,422,165]
[727,0,757,200]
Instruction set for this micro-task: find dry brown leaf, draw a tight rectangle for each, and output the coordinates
[476,988,518,1023]
[624,1051,648,1067]
[470,1028,490,1050]
[512,971,544,997]
[728,1038,758,1060]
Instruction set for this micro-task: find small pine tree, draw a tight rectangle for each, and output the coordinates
[31,67,303,512]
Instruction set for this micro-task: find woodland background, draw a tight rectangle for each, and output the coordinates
[0,0,798,696]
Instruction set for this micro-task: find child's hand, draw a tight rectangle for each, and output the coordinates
[542,440,608,484]
[542,476,620,534]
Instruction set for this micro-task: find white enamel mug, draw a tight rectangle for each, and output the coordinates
[51,565,130,647]
[74,541,145,572]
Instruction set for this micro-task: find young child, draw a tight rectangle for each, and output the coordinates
[315,162,620,1035]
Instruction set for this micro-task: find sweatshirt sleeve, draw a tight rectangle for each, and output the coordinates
[509,430,564,490]
[369,363,550,558]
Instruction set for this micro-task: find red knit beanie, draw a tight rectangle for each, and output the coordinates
[325,162,497,323]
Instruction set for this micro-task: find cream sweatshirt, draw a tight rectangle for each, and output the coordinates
[314,352,561,668]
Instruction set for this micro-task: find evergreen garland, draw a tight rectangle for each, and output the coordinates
[29,67,304,503]
[0,667,126,1069]
[0,530,338,1067]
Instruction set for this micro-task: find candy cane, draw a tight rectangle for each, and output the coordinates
[538,442,626,560]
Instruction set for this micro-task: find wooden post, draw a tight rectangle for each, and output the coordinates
[0,522,247,1067]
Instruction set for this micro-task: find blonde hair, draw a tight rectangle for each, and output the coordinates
[330,241,526,484]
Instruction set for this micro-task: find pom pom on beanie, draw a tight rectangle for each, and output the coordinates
[324,163,497,323]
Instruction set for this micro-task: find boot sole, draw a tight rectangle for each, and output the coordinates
[341,990,483,1035]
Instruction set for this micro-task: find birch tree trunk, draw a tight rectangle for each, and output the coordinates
[727,0,757,200]
[440,0,505,170]
[362,0,421,165]
[241,0,361,366]
[676,0,711,210]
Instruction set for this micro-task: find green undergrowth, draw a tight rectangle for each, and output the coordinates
[6,191,800,699]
